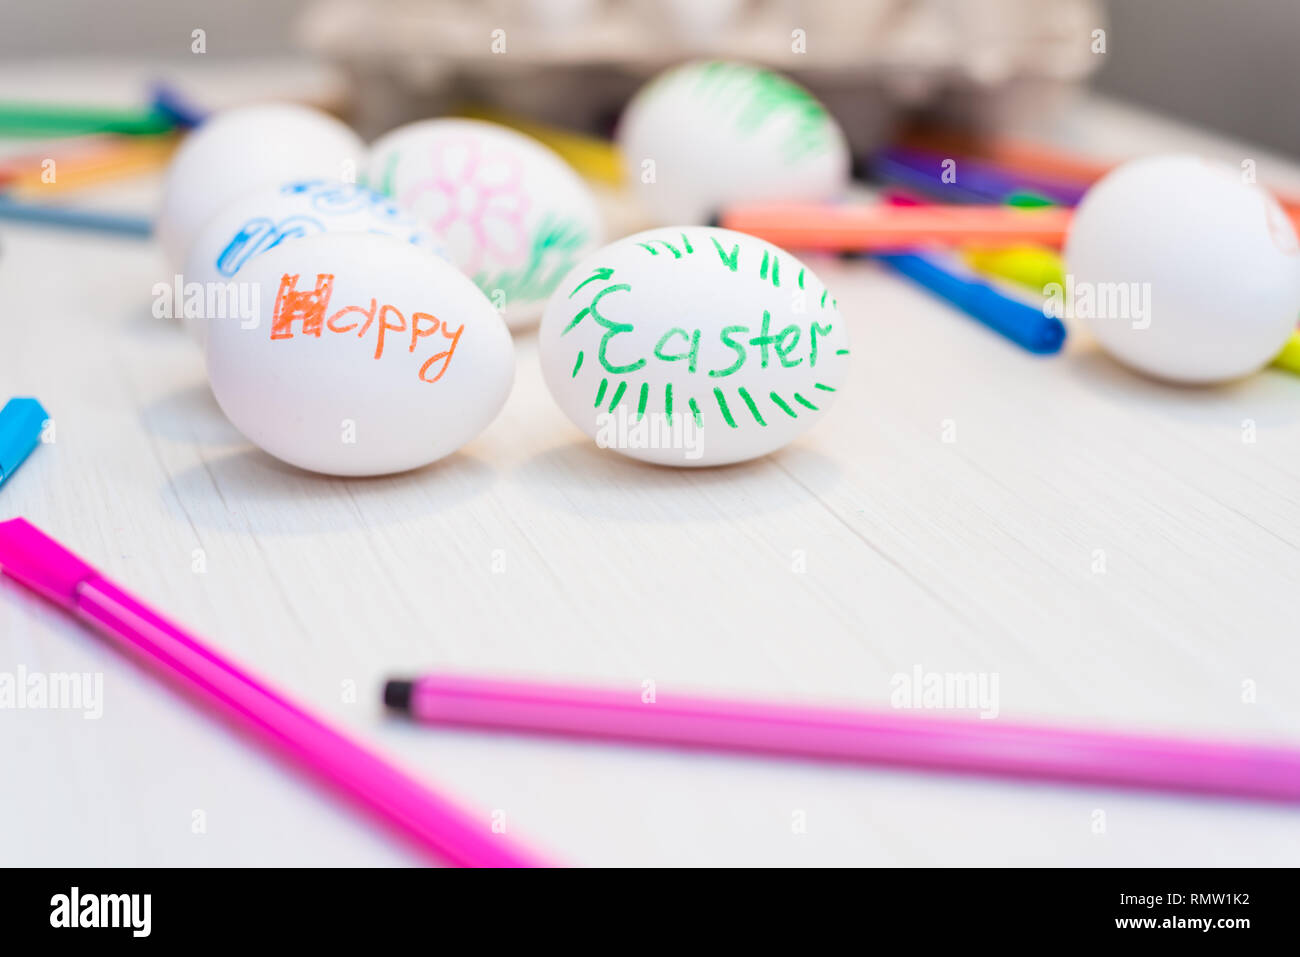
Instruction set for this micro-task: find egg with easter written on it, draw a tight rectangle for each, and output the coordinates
[617,60,851,225]
[181,178,446,344]
[158,103,366,270]
[539,226,850,466]
[367,118,604,329]
[1064,154,1300,383]
[205,232,514,476]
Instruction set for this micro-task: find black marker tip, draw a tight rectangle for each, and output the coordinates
[383,679,414,713]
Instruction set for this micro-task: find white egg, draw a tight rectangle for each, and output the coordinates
[157,103,366,270]
[206,232,514,476]
[539,226,850,466]
[181,178,447,344]
[367,118,604,329]
[1065,154,1300,383]
[617,60,851,225]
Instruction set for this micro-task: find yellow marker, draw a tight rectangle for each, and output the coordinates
[456,105,623,185]
[1272,329,1300,375]
[962,244,1066,294]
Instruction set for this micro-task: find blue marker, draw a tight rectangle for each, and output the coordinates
[877,253,1066,355]
[149,81,209,129]
[0,196,152,238]
[0,397,48,489]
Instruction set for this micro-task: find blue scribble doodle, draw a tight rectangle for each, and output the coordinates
[279,180,416,222]
[215,182,441,275]
[215,215,325,276]
[279,180,325,196]
[308,184,376,216]
[366,195,409,223]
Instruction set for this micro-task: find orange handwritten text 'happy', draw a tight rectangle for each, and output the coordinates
[269,272,463,382]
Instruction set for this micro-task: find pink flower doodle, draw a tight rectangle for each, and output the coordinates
[400,137,531,277]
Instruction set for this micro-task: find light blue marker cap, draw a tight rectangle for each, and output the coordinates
[0,397,48,488]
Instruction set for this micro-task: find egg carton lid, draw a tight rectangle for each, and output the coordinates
[294,0,1104,89]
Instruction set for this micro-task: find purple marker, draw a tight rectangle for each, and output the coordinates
[871,146,1089,206]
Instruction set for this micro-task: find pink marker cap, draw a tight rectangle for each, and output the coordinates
[0,518,97,609]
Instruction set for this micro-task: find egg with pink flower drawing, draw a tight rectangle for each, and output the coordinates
[367,119,604,328]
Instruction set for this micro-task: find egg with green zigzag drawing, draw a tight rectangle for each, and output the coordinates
[618,60,851,225]
[539,226,850,467]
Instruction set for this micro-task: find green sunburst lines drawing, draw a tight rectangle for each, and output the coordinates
[614,232,839,308]
[591,378,840,428]
[690,61,837,165]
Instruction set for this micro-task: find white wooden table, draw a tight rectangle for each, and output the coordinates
[2,81,1299,866]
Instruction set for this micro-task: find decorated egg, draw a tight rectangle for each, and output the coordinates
[617,60,851,225]
[539,226,850,466]
[1065,154,1300,383]
[366,118,604,328]
[158,103,366,269]
[181,178,446,343]
[205,232,514,476]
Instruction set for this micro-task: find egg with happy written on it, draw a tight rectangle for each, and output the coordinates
[158,103,366,270]
[181,178,447,344]
[367,118,604,329]
[617,60,851,225]
[539,226,850,466]
[1065,154,1300,383]
[205,232,514,476]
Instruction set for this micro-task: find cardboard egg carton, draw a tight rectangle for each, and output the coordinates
[295,0,1105,149]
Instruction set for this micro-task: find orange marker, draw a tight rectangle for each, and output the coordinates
[8,134,177,195]
[719,203,1075,251]
[719,202,1300,252]
[900,130,1116,185]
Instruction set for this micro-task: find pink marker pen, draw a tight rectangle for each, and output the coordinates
[0,518,550,868]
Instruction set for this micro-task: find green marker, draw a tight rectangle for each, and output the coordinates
[0,102,175,137]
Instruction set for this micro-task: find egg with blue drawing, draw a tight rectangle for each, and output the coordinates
[158,102,367,271]
[181,179,447,345]
[366,118,604,329]
[539,226,850,466]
